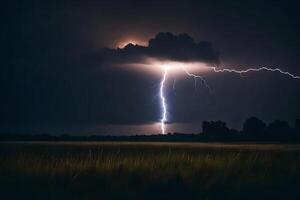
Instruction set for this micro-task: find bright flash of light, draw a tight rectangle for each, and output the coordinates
[157,61,300,134]
[116,38,147,48]
[158,62,212,134]
[160,66,169,134]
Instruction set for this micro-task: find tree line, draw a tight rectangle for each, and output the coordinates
[0,117,299,142]
[202,117,300,141]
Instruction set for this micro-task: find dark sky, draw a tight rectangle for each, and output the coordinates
[2,0,300,135]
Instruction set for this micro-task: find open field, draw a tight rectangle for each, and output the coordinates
[0,142,300,199]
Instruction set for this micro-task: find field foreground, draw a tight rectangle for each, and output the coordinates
[0,142,300,199]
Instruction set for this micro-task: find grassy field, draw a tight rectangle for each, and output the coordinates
[0,142,299,200]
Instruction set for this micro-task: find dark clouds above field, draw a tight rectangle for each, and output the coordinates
[1,0,300,134]
[97,32,219,65]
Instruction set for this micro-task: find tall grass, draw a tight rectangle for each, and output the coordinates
[0,142,299,199]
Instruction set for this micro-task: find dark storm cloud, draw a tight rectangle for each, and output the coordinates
[96,32,219,65]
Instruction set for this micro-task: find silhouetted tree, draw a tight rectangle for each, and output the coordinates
[243,117,266,138]
[202,121,230,139]
[267,120,292,140]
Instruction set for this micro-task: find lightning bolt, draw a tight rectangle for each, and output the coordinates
[159,65,300,134]
[181,66,212,92]
[211,67,300,79]
[160,67,169,134]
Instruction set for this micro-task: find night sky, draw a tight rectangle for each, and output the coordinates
[2,0,300,135]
